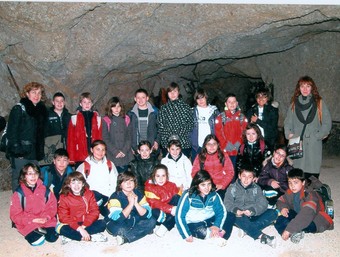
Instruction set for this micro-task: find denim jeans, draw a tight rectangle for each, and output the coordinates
[92,190,109,217]
[59,220,106,241]
[25,227,58,245]
[234,209,278,239]
[152,194,180,230]
[274,209,317,235]
[106,217,156,243]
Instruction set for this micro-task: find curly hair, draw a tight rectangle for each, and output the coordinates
[20,82,47,102]
[60,171,89,196]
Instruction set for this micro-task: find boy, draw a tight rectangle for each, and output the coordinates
[161,139,192,191]
[224,164,278,248]
[128,88,159,156]
[41,148,73,201]
[67,92,102,165]
[157,82,194,158]
[274,168,334,244]
[215,93,248,169]
[43,92,71,165]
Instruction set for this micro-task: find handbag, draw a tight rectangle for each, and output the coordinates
[287,135,304,159]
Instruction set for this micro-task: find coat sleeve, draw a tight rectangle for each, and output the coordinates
[183,157,193,190]
[250,186,268,216]
[214,114,227,151]
[7,105,24,156]
[315,100,332,140]
[67,118,76,163]
[40,191,58,222]
[144,183,175,214]
[221,154,234,189]
[10,192,31,228]
[284,104,295,139]
[191,156,201,178]
[175,192,191,239]
[58,195,79,230]
[82,190,100,227]
[212,194,227,229]
[223,184,238,213]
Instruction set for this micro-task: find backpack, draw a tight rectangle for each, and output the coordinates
[220,111,246,126]
[41,165,73,188]
[0,103,26,153]
[239,139,266,156]
[83,160,113,179]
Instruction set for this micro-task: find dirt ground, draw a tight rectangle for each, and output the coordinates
[0,156,339,257]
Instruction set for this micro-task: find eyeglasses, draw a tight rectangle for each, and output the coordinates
[275,151,286,158]
[26,172,39,177]
[256,95,268,99]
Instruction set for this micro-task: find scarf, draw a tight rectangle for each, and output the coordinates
[294,95,317,125]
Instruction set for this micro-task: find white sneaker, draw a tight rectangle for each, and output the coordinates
[61,235,72,245]
[155,225,168,237]
[91,233,108,242]
[215,237,227,247]
[115,235,125,245]
[238,228,246,238]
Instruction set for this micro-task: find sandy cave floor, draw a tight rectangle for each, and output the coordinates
[0,156,339,257]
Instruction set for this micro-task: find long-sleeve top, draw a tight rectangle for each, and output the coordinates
[10,180,57,236]
[58,188,100,230]
[176,190,226,239]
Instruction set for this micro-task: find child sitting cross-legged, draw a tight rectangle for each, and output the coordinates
[274,168,334,244]
[224,163,278,248]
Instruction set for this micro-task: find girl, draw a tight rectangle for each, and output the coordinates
[102,96,134,173]
[144,164,182,237]
[192,134,234,200]
[57,171,107,244]
[284,76,331,179]
[175,170,230,246]
[130,140,160,193]
[106,171,156,245]
[258,144,293,207]
[190,88,219,162]
[10,163,58,246]
[235,123,270,182]
[76,140,118,218]
[215,93,248,167]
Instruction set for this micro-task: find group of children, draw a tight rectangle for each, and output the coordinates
[8,83,334,249]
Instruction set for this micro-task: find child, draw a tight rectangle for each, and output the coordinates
[224,164,278,248]
[77,140,118,218]
[215,93,248,167]
[191,88,220,162]
[127,88,159,156]
[161,139,193,191]
[274,168,334,244]
[10,163,58,246]
[246,87,278,152]
[56,171,107,244]
[157,82,194,158]
[130,140,160,193]
[40,148,73,201]
[43,92,71,165]
[102,96,134,173]
[235,123,270,182]
[106,171,156,245]
[192,134,234,200]
[67,92,102,165]
[144,164,182,237]
[175,170,230,247]
[258,144,293,207]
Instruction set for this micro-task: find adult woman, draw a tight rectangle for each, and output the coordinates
[7,82,48,191]
[284,76,331,179]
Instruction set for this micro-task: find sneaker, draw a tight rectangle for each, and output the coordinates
[260,234,276,248]
[263,190,278,198]
[91,233,108,242]
[290,232,305,244]
[61,235,72,245]
[155,225,168,237]
[267,204,276,209]
[238,228,246,238]
[115,235,125,246]
[215,237,227,247]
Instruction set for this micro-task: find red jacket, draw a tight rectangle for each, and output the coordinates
[215,110,248,156]
[144,180,181,214]
[10,180,57,236]
[58,188,100,230]
[192,152,234,190]
[67,111,102,163]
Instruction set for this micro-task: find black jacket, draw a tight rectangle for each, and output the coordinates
[7,98,47,160]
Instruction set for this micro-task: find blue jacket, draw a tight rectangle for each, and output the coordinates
[175,190,226,239]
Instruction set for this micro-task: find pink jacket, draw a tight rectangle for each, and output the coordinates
[10,180,57,236]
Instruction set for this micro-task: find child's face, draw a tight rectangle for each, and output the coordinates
[198,179,212,197]
[52,96,65,112]
[239,171,254,188]
[121,178,135,193]
[26,88,42,106]
[225,97,238,112]
[206,139,218,154]
[134,92,149,109]
[168,88,179,101]
[25,167,39,187]
[69,179,83,196]
[138,144,151,159]
[288,178,305,193]
[154,169,167,186]
[256,94,268,108]
[111,103,121,116]
[196,96,207,108]
[168,145,181,160]
[245,128,258,143]
[53,156,69,174]
[272,149,287,167]
[91,144,106,161]
[80,97,93,111]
